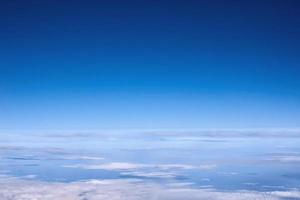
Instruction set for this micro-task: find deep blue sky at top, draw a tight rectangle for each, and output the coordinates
[0,0,300,130]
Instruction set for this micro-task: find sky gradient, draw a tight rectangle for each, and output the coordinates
[1,0,300,130]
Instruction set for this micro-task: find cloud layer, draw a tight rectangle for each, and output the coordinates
[0,176,300,200]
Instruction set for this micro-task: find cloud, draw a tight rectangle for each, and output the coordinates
[197,164,217,170]
[267,155,300,163]
[64,162,144,170]
[0,176,299,200]
[121,171,178,178]
[60,155,104,161]
[201,178,211,182]
[218,172,239,176]
[63,162,216,171]
[243,182,258,186]
[63,162,217,180]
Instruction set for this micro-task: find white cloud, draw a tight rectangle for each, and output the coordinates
[121,171,178,178]
[64,162,144,170]
[198,164,217,170]
[267,155,300,163]
[271,190,300,199]
[61,155,104,161]
[0,177,299,200]
[218,172,239,176]
[63,162,216,171]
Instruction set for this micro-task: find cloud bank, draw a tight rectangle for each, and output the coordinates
[0,176,300,200]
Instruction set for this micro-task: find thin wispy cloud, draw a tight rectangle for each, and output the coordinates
[266,155,300,163]
[63,162,217,171]
[60,155,104,161]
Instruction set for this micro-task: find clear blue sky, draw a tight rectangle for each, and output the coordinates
[0,0,300,130]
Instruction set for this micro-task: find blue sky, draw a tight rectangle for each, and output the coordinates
[0,0,300,129]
